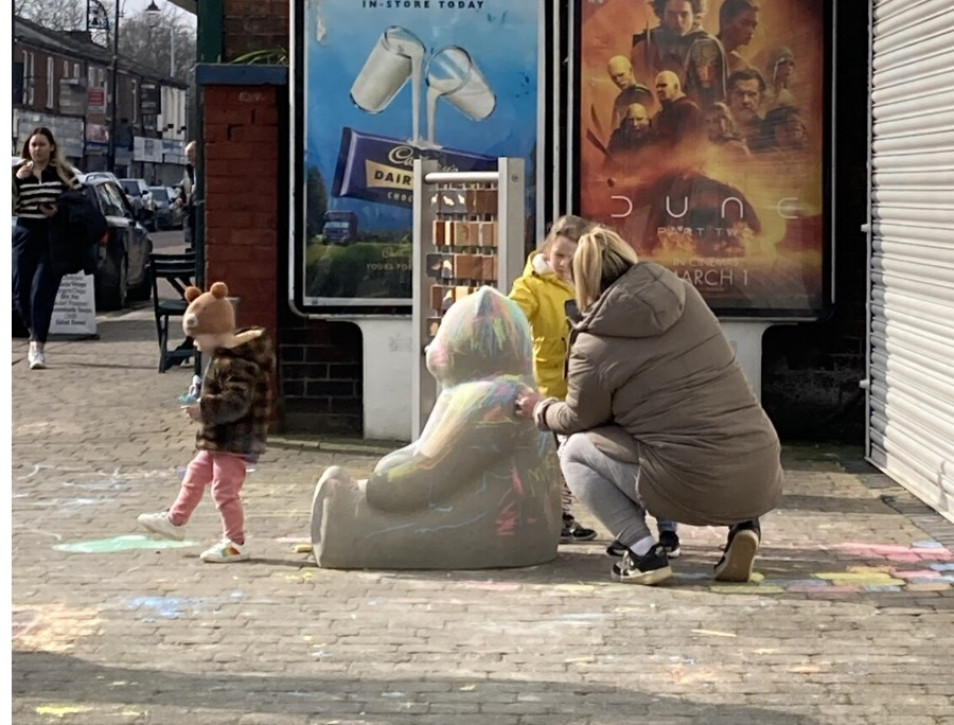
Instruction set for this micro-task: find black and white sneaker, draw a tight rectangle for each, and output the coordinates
[658,530,681,559]
[611,544,673,586]
[561,514,597,543]
[713,528,760,582]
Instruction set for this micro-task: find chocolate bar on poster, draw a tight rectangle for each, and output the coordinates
[332,127,497,209]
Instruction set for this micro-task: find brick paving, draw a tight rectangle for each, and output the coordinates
[11,310,954,724]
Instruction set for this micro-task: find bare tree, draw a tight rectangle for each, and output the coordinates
[16,0,196,82]
[15,0,86,31]
[119,10,196,81]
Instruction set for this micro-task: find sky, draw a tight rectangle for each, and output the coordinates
[121,0,197,27]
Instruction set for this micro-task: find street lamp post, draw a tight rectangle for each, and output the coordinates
[146,1,174,78]
[106,0,120,172]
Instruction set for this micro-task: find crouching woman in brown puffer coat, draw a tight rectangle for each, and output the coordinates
[515,226,783,586]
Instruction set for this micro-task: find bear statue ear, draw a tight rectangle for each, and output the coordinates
[184,285,202,302]
[209,281,229,299]
[474,287,498,318]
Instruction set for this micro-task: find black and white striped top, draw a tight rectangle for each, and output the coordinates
[13,163,81,222]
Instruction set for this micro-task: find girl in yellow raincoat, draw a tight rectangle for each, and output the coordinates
[509,215,597,542]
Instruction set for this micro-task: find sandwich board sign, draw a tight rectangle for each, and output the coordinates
[50,273,98,337]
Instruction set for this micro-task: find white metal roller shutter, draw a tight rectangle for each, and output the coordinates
[868,0,954,523]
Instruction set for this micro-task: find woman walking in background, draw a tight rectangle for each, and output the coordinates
[12,127,81,370]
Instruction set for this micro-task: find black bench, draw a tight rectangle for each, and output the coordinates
[149,251,197,373]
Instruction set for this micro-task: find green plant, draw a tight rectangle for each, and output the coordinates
[231,48,288,65]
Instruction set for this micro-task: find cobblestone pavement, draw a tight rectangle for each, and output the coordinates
[11,311,954,725]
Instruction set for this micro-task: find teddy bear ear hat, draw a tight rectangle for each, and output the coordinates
[182,281,235,337]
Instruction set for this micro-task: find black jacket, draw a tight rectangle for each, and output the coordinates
[50,190,107,277]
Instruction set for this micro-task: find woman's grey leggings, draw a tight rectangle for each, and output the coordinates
[559,433,675,547]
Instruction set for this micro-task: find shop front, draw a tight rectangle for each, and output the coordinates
[867,0,954,523]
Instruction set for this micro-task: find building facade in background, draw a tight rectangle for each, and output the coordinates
[12,15,190,185]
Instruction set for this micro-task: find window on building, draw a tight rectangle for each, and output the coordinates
[23,51,34,105]
[131,79,138,124]
[63,60,69,76]
[74,63,81,79]
[47,57,54,107]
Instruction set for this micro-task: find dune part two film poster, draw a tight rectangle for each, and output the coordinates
[301,0,540,307]
[577,0,830,317]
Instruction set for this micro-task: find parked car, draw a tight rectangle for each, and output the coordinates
[119,178,157,230]
[148,185,184,230]
[78,173,153,310]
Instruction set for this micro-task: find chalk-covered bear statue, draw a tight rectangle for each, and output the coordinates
[310,286,563,569]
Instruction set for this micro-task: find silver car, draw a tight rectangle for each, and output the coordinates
[119,178,157,231]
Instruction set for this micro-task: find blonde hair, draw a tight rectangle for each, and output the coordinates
[538,214,596,258]
[571,227,639,310]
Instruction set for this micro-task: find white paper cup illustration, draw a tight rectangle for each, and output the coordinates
[424,46,496,145]
[350,26,427,115]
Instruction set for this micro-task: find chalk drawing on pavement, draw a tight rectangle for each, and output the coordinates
[35,705,94,718]
[700,540,953,595]
[53,535,199,553]
[126,596,208,619]
[13,604,102,653]
[17,462,177,489]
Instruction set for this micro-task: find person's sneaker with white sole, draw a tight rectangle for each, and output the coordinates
[27,343,46,370]
[137,511,186,541]
[200,538,249,563]
[611,544,673,585]
[713,527,760,582]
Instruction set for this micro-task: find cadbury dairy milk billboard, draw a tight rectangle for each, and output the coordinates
[575,0,832,318]
[295,0,541,308]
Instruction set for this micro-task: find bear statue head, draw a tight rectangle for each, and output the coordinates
[425,286,533,387]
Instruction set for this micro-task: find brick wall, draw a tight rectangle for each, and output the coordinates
[202,84,282,417]
[278,318,363,433]
[223,0,290,61]
[203,84,280,338]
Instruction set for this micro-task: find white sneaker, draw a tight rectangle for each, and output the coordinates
[27,344,46,370]
[137,511,186,541]
[200,538,249,563]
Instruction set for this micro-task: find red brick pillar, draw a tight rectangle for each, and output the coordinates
[201,85,280,339]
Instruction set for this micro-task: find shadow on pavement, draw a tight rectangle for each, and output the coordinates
[776,493,896,515]
[249,545,954,612]
[12,650,822,724]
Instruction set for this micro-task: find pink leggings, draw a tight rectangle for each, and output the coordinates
[169,450,248,544]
